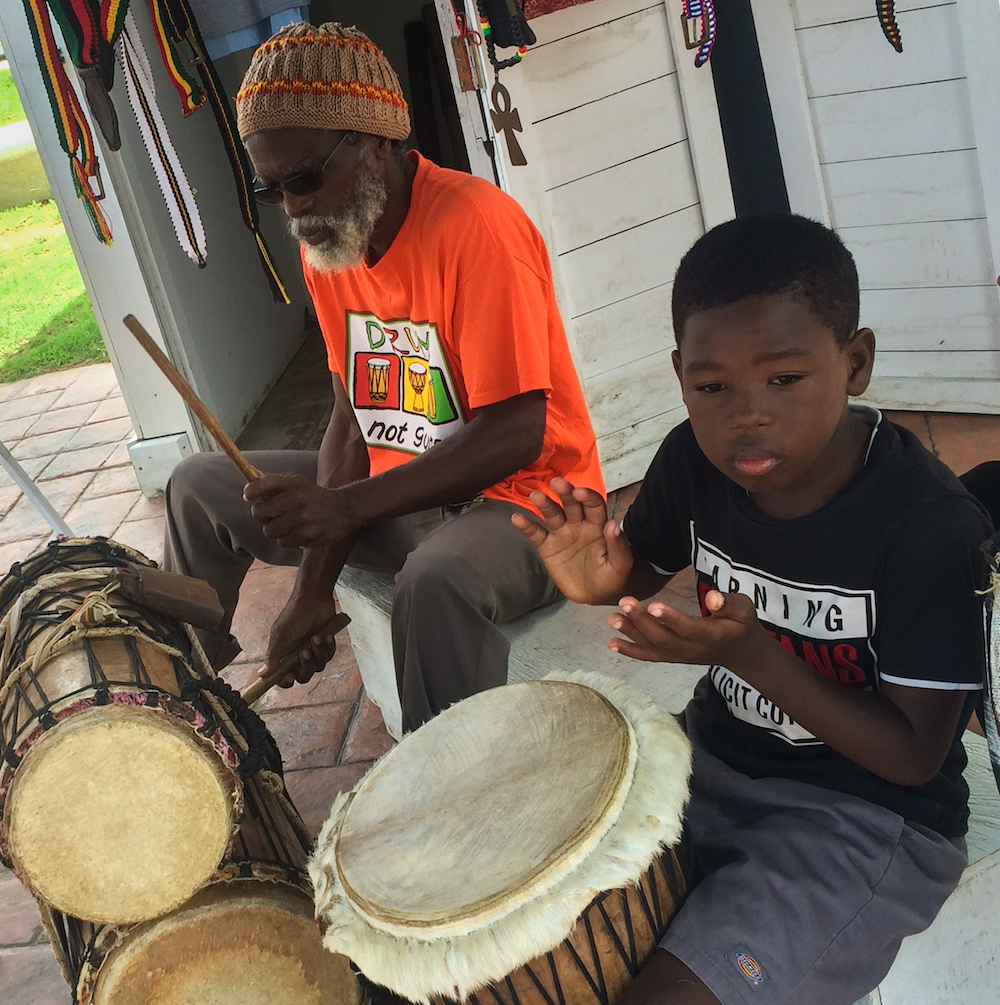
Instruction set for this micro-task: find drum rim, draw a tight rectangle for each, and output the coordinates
[311,671,693,1005]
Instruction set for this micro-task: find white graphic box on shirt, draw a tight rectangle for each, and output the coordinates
[346,312,464,455]
[692,531,877,746]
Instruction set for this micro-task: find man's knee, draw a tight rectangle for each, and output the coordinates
[167,451,240,502]
[394,545,493,612]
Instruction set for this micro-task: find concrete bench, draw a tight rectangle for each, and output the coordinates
[334,566,1000,1005]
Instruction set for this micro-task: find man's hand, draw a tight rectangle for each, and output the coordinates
[263,590,342,689]
[609,589,768,665]
[511,477,633,604]
[244,474,356,548]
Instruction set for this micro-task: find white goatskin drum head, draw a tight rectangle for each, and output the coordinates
[5,705,237,925]
[91,881,359,1005]
[336,679,634,931]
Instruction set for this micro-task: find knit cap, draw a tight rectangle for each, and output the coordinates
[236,22,410,141]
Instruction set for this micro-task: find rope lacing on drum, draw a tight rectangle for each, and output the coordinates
[0,579,188,709]
[0,567,119,674]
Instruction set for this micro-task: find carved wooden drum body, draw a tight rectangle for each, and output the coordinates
[311,671,694,1005]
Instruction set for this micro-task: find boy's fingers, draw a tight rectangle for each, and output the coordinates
[607,637,660,662]
[705,589,756,623]
[511,511,549,548]
[572,487,610,526]
[551,477,587,524]
[645,599,710,639]
[529,491,568,531]
[608,606,661,649]
[604,520,633,570]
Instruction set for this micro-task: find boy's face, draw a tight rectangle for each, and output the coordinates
[673,295,874,507]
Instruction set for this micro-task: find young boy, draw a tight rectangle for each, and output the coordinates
[513,215,990,1005]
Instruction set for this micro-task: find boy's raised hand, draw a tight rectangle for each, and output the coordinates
[610,589,767,666]
[512,477,633,604]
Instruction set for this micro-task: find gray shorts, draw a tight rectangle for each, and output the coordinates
[660,724,968,1005]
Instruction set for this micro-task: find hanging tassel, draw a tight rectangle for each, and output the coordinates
[118,9,207,266]
[149,0,289,303]
[681,0,717,68]
[876,0,903,53]
[21,0,113,244]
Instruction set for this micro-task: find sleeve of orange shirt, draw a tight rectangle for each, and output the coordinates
[447,188,559,411]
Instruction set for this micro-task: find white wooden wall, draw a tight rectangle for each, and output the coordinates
[753,0,1000,412]
[480,0,734,489]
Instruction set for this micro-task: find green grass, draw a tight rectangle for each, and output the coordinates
[0,201,108,383]
[0,68,26,127]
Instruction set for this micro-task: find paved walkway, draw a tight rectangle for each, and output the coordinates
[1,357,1000,1002]
[0,359,393,1002]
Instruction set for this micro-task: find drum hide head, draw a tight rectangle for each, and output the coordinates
[90,881,359,1005]
[5,705,238,925]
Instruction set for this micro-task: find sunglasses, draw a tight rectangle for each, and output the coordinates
[253,131,353,206]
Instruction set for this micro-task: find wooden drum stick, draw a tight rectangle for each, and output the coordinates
[241,612,352,705]
[122,315,352,702]
[122,314,262,482]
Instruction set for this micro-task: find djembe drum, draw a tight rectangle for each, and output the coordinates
[311,671,694,1005]
[0,538,267,925]
[41,771,360,1005]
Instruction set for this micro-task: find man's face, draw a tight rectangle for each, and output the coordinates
[246,128,387,272]
[673,295,871,500]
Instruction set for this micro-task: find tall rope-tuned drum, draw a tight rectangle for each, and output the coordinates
[0,537,357,1004]
[311,671,694,1005]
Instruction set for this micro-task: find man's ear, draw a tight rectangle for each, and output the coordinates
[671,348,683,385]
[845,327,876,396]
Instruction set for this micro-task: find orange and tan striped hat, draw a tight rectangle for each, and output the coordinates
[236,22,410,141]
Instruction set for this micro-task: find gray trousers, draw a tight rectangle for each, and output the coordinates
[162,451,559,730]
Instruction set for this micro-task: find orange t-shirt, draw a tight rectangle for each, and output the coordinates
[303,152,605,514]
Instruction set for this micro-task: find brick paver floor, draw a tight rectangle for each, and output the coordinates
[0,354,391,1001]
[1,350,999,1001]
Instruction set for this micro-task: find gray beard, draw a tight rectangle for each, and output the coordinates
[289,150,388,273]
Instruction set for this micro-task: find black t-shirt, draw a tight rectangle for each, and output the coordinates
[623,407,991,837]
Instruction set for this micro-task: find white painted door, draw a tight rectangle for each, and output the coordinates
[752,0,1000,413]
[435,0,734,490]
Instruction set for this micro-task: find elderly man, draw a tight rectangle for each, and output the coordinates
[162,22,604,731]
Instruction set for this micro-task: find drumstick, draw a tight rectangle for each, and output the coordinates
[241,611,352,705]
[122,314,261,482]
[123,314,349,689]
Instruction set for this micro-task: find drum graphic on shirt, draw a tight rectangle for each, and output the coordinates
[355,353,401,409]
[405,360,428,413]
[367,358,392,402]
[400,360,458,424]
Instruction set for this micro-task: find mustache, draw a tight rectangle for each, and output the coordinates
[288,214,339,240]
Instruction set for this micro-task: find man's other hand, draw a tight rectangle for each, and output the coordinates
[263,590,342,689]
[511,476,632,604]
[244,473,356,548]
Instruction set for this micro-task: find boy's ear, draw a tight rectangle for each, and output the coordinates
[845,328,876,396]
[671,348,683,384]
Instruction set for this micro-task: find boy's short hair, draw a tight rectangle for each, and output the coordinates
[672,214,860,346]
